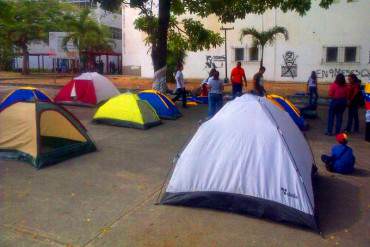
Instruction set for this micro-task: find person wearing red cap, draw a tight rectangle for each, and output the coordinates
[321,133,355,174]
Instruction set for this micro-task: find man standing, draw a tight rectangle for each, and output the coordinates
[172,63,187,108]
[252,66,266,96]
[230,62,247,98]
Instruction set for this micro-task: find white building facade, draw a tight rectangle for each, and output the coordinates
[122,0,370,82]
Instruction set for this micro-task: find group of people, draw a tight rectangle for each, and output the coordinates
[229,62,266,98]
[172,62,361,175]
[172,61,267,118]
[324,72,363,135]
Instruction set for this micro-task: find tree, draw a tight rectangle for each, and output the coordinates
[98,0,334,90]
[240,26,288,67]
[62,8,114,71]
[0,0,73,74]
[133,14,223,87]
[0,37,15,71]
[0,1,14,71]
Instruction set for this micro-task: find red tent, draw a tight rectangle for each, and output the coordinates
[54,72,119,106]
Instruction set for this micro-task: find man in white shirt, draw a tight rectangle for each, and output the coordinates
[172,63,187,108]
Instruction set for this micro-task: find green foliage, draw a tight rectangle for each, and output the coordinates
[240,26,289,48]
[184,0,334,22]
[62,8,113,54]
[97,0,334,80]
[0,38,14,71]
[0,0,74,73]
[135,15,223,77]
[0,0,72,47]
[0,0,113,73]
[0,1,13,70]
[240,26,288,66]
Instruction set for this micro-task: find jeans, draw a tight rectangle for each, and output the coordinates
[309,86,318,106]
[346,105,359,132]
[232,84,243,99]
[172,88,187,107]
[327,98,347,134]
[321,155,334,172]
[208,93,223,117]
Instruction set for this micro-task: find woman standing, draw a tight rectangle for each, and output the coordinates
[345,73,361,133]
[207,71,224,118]
[307,71,319,107]
[326,73,348,136]
[172,63,187,108]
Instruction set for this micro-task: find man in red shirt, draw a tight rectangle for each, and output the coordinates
[230,62,247,98]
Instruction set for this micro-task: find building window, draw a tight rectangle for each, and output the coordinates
[248,47,259,61]
[323,46,360,64]
[344,47,357,63]
[234,48,244,61]
[326,47,338,63]
[109,27,122,40]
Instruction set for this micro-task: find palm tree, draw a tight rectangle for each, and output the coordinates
[240,26,288,67]
[62,8,114,71]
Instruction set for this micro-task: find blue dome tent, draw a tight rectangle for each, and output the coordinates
[138,90,182,120]
[0,87,52,111]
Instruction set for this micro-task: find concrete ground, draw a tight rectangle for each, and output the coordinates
[0,85,369,247]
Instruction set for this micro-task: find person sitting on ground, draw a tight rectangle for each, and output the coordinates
[321,133,355,174]
[251,66,266,96]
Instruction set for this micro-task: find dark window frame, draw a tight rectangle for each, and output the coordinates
[234,48,244,61]
[326,47,338,63]
[344,46,357,63]
[248,47,259,62]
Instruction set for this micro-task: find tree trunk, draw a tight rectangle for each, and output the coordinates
[152,0,171,93]
[260,46,264,68]
[22,45,29,75]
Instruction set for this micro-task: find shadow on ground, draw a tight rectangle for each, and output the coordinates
[315,175,361,235]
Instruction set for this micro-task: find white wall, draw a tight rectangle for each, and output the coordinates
[92,6,122,53]
[122,6,154,77]
[123,0,370,82]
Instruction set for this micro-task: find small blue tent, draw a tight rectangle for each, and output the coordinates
[138,90,182,120]
[0,87,52,111]
[187,96,208,104]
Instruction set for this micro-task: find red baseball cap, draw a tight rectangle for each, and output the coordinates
[336,133,348,144]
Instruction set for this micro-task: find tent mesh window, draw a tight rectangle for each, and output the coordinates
[39,110,87,154]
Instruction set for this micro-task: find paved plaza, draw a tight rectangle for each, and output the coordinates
[0,85,369,247]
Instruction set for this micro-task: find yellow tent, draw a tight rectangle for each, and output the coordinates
[93,92,161,129]
[0,101,96,168]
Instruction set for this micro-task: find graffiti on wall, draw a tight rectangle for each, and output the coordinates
[315,68,370,79]
[281,51,298,78]
[205,55,225,69]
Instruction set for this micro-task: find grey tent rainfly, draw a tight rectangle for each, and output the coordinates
[160,94,319,231]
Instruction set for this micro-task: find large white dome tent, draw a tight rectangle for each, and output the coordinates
[160,94,319,231]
